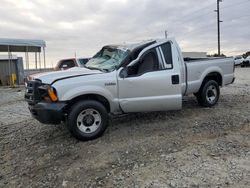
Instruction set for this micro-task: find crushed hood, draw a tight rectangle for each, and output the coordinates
[28,67,102,84]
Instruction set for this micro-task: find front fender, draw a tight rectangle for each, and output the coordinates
[61,85,111,100]
[59,85,120,113]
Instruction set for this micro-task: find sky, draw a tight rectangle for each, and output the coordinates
[0,0,250,68]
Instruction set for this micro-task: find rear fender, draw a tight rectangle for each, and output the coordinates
[199,66,223,88]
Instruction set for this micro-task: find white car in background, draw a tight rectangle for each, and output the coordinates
[245,56,249,60]
[234,55,244,66]
[242,56,250,67]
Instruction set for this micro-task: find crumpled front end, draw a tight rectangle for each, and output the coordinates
[25,79,67,124]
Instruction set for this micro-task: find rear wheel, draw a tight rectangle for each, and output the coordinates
[67,100,108,141]
[196,80,220,107]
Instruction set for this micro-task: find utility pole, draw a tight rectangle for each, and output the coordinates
[215,0,223,56]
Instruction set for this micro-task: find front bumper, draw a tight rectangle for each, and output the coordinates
[29,102,67,124]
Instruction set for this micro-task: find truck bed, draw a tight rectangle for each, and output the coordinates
[184,57,229,62]
[184,57,234,95]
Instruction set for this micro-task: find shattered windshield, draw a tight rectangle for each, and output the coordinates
[85,46,129,72]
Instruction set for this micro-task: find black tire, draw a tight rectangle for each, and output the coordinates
[196,80,220,107]
[67,100,108,141]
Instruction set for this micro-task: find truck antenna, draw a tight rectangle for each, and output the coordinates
[165,30,168,39]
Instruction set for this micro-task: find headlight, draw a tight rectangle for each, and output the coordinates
[38,85,58,102]
[47,86,58,102]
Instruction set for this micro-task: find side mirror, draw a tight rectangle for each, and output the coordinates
[120,66,135,78]
[120,67,128,78]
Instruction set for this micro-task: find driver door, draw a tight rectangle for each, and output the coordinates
[117,43,182,113]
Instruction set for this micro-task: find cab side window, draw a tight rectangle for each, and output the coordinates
[160,42,173,69]
[125,48,161,77]
[137,49,159,75]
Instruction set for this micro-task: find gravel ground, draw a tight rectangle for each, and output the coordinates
[0,68,250,188]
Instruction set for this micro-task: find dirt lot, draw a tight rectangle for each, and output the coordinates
[0,68,250,188]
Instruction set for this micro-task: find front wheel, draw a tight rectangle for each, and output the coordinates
[196,80,220,107]
[67,100,108,141]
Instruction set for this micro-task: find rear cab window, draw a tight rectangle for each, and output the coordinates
[159,42,173,69]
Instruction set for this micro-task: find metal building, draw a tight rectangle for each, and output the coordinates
[0,55,24,86]
[0,38,46,86]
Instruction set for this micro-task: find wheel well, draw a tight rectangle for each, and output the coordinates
[67,94,110,112]
[203,72,222,86]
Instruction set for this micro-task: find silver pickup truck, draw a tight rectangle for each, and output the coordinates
[25,38,235,140]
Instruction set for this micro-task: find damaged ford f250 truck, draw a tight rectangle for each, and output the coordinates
[25,38,235,141]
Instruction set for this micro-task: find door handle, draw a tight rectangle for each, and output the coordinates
[172,75,179,85]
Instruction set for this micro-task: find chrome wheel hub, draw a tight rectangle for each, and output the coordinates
[206,85,217,103]
[77,109,101,134]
